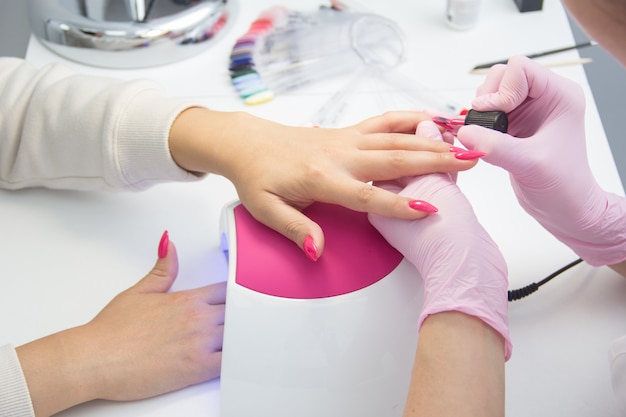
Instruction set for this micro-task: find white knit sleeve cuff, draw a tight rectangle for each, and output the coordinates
[113,89,207,190]
[0,344,35,417]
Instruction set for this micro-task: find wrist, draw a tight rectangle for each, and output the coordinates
[416,238,511,360]
[561,192,626,266]
[115,92,203,189]
[515,176,626,266]
[168,108,260,179]
[16,325,100,416]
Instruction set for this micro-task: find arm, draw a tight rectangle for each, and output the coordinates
[457,56,626,276]
[610,262,626,278]
[369,121,509,417]
[406,312,504,417]
[1,57,479,259]
[0,57,198,191]
[14,232,226,417]
[562,0,626,68]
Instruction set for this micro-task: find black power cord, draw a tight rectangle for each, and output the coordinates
[508,258,583,302]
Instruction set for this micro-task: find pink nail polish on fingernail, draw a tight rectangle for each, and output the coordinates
[449,146,466,153]
[158,230,169,259]
[454,150,485,160]
[409,200,438,213]
[303,235,319,262]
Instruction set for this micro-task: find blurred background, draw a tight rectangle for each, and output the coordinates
[1,0,625,187]
[0,0,29,57]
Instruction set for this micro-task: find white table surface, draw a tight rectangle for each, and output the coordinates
[2,0,626,415]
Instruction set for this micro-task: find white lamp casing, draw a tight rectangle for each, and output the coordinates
[219,201,422,417]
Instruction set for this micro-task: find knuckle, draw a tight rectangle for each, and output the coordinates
[383,133,402,148]
[355,182,377,205]
[172,291,192,303]
[301,160,335,193]
[386,148,407,168]
[431,151,451,169]
[283,218,308,242]
[304,162,327,182]
[381,110,401,123]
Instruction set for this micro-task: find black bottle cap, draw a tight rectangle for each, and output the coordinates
[464,109,508,133]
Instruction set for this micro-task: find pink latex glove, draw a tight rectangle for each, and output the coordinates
[457,55,626,267]
[369,121,512,360]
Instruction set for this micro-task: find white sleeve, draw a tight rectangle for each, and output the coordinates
[0,57,205,191]
[0,344,35,417]
[609,334,626,414]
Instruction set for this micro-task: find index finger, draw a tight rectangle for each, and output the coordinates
[349,111,431,135]
[190,281,227,305]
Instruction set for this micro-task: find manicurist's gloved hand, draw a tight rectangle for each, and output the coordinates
[457,55,626,267]
[369,121,511,360]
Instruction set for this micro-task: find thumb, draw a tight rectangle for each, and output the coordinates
[416,120,457,183]
[457,124,526,174]
[471,56,548,113]
[132,230,180,294]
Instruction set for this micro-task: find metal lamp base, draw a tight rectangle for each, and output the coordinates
[28,0,237,68]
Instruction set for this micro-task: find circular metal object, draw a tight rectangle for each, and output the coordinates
[28,0,237,68]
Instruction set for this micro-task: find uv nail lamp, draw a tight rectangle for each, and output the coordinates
[219,201,423,417]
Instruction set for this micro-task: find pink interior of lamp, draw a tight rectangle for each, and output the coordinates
[232,203,403,299]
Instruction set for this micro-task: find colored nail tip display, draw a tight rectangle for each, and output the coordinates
[230,50,254,59]
[229,68,256,78]
[239,86,267,99]
[230,46,254,56]
[234,77,264,90]
[409,200,438,213]
[230,55,253,66]
[234,38,255,47]
[231,72,260,85]
[251,20,277,31]
[228,6,294,105]
[229,62,254,72]
[244,90,275,105]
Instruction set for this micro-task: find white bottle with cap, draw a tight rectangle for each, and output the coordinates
[446,0,482,30]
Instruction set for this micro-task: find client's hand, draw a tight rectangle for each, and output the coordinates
[16,231,226,417]
[170,109,481,261]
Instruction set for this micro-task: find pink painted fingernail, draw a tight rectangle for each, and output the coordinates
[158,230,169,259]
[449,146,466,153]
[454,150,485,160]
[409,200,438,213]
[303,235,319,262]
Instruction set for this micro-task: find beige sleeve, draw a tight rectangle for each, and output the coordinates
[0,57,205,191]
[0,344,35,417]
